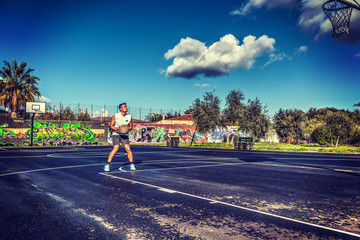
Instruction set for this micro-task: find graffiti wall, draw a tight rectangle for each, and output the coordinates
[1,119,277,147]
[107,124,246,145]
[114,124,207,144]
[207,127,250,143]
[26,122,102,146]
[0,124,17,146]
[0,120,106,147]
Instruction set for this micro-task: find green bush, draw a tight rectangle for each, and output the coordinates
[311,126,332,145]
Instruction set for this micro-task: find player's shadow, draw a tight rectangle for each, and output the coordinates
[118,160,143,167]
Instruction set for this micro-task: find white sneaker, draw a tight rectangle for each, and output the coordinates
[130,163,136,171]
[104,164,110,172]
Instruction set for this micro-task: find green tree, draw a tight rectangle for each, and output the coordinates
[145,111,181,122]
[38,105,55,120]
[62,106,76,121]
[325,111,356,146]
[302,118,323,143]
[311,125,332,145]
[190,91,221,140]
[241,98,271,141]
[53,105,76,121]
[77,109,91,121]
[0,60,41,118]
[145,113,163,122]
[273,109,306,143]
[222,89,245,144]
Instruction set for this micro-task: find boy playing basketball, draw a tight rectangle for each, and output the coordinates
[104,103,135,171]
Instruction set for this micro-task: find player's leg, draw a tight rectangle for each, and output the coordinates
[124,144,133,163]
[108,145,120,163]
[124,144,136,171]
[104,136,120,172]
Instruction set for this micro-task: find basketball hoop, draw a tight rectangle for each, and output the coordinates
[26,102,46,147]
[323,0,360,38]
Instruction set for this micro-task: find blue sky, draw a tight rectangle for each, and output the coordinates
[1,0,360,118]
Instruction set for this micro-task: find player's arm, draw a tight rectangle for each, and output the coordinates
[110,115,117,131]
[129,117,133,131]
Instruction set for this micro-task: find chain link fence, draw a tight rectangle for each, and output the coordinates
[47,102,184,121]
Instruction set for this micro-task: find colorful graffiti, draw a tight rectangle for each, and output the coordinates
[26,122,99,146]
[127,125,206,144]
[0,124,16,139]
[0,124,17,146]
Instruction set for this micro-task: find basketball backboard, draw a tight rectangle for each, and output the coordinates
[26,102,46,114]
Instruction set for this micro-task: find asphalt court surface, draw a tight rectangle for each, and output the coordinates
[1,146,360,239]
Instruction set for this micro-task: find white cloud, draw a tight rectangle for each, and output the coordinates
[262,45,308,68]
[231,0,297,16]
[165,34,275,79]
[233,0,360,43]
[194,83,210,88]
[102,109,109,117]
[157,68,166,75]
[262,52,286,68]
[35,95,52,103]
[298,1,360,42]
[355,52,360,57]
[354,100,360,107]
[93,109,109,117]
[295,45,308,55]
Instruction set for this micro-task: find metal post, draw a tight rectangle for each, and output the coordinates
[30,113,35,147]
[59,102,62,121]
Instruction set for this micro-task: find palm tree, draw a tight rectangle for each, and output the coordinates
[0,60,41,118]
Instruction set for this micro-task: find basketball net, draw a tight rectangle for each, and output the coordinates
[323,0,353,38]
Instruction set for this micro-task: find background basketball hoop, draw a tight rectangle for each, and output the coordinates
[26,102,46,147]
[323,0,360,38]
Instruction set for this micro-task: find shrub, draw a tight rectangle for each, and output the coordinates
[311,126,332,145]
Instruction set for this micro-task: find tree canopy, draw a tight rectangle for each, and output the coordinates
[190,91,221,133]
[0,60,41,118]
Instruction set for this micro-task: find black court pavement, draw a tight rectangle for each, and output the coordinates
[1,146,360,239]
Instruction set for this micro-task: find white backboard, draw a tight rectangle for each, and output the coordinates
[26,102,46,114]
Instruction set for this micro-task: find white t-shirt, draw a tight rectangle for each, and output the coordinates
[112,113,132,135]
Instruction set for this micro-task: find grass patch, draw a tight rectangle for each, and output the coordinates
[177,142,360,154]
[181,142,235,149]
[254,142,360,153]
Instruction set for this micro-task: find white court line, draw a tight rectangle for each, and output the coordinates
[46,152,127,158]
[272,157,360,161]
[115,160,360,178]
[100,172,360,238]
[119,162,246,172]
[243,162,360,174]
[0,159,234,177]
[0,159,231,177]
[0,163,106,177]
[0,155,46,159]
[1,156,357,178]
[334,169,360,173]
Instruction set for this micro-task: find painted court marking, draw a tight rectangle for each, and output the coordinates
[0,163,106,177]
[100,172,360,238]
[0,159,241,177]
[1,148,359,237]
[118,161,246,172]
[1,155,359,177]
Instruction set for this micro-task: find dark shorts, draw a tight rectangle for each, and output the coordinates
[112,134,130,146]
